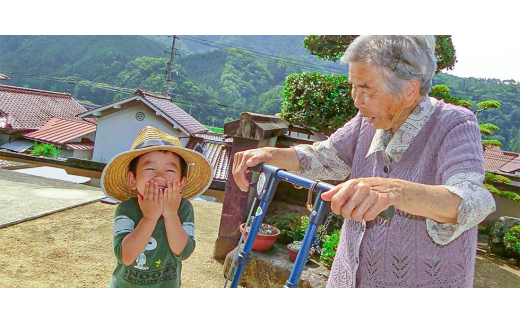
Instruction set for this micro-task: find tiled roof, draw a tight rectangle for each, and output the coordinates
[135,89,208,136]
[500,156,520,174]
[22,117,96,144]
[187,132,232,183]
[65,139,95,150]
[0,84,96,130]
[483,146,519,173]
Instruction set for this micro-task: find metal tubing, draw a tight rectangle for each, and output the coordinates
[230,163,394,288]
[229,168,279,288]
[285,197,330,287]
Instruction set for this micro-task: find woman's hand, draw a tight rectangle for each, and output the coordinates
[232,148,275,192]
[137,180,164,222]
[321,177,401,222]
[163,180,182,219]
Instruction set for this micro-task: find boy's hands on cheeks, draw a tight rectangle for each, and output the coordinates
[162,180,182,219]
[137,180,164,221]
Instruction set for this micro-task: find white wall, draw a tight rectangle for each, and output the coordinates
[92,103,186,163]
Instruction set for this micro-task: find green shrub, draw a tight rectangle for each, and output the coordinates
[266,213,303,244]
[30,142,61,158]
[320,229,341,269]
[503,225,520,261]
[485,173,512,184]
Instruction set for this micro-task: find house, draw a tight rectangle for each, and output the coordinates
[78,88,209,164]
[0,84,95,155]
[21,117,96,159]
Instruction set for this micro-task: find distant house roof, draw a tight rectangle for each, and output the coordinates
[500,156,520,174]
[483,146,520,174]
[0,139,34,152]
[22,117,96,147]
[78,88,208,136]
[64,139,95,150]
[0,84,96,131]
[186,132,232,184]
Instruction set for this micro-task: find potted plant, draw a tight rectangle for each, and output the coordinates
[287,240,302,262]
[240,222,280,251]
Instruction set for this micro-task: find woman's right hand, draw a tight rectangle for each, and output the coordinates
[232,147,274,192]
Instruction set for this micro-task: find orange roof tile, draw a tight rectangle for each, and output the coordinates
[500,156,520,174]
[22,117,96,145]
[0,84,96,130]
[483,146,519,173]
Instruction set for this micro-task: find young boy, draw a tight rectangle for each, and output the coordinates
[101,126,213,287]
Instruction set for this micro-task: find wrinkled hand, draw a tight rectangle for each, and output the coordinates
[162,180,182,219]
[138,180,164,221]
[321,177,400,222]
[232,148,274,192]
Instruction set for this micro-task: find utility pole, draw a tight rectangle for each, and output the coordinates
[165,35,179,97]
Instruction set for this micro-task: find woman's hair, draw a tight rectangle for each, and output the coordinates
[341,35,437,97]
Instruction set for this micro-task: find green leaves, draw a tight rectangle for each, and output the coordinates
[30,142,61,158]
[479,123,500,136]
[320,229,340,269]
[280,72,355,135]
[303,35,457,74]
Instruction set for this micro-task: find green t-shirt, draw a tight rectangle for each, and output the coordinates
[109,197,195,288]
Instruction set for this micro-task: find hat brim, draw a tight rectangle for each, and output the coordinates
[101,146,214,202]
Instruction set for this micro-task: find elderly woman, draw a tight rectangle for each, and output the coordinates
[232,35,496,288]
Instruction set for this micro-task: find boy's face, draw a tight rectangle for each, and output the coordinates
[127,150,187,196]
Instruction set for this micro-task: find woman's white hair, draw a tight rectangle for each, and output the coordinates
[341,35,437,96]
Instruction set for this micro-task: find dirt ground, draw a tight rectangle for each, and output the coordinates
[0,200,519,288]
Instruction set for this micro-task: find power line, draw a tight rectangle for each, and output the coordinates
[177,36,347,75]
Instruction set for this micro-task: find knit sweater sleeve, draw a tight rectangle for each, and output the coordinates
[426,107,496,245]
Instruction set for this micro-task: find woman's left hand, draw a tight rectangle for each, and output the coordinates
[321,177,401,222]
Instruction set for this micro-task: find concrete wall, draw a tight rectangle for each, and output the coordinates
[72,149,93,160]
[91,103,185,163]
[483,195,520,225]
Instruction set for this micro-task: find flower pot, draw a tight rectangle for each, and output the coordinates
[240,223,280,251]
[287,241,302,262]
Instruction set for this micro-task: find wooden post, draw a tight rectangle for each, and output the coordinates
[213,113,287,261]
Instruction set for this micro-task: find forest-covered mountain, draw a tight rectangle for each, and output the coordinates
[0,35,519,151]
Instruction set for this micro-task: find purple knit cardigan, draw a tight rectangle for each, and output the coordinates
[327,100,484,288]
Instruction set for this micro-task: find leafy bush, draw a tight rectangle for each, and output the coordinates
[485,173,512,184]
[503,225,520,263]
[320,229,341,269]
[266,213,303,244]
[30,142,61,158]
[280,72,356,135]
[482,140,503,148]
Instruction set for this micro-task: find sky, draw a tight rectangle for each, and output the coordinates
[448,34,520,81]
[4,2,520,83]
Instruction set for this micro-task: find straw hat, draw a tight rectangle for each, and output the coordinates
[101,126,213,201]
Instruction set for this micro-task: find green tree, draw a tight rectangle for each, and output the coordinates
[280,72,354,135]
[303,35,457,73]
